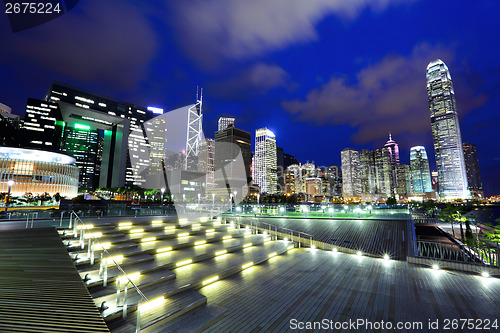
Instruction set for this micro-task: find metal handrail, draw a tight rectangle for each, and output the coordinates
[69,211,148,331]
[257,220,313,238]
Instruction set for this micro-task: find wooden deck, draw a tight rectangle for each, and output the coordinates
[161,248,500,333]
[0,228,110,332]
[239,217,414,260]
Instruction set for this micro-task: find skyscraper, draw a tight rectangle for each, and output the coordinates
[359,149,376,194]
[384,133,400,167]
[462,142,484,198]
[214,126,252,184]
[374,148,393,197]
[44,81,154,189]
[198,138,215,189]
[341,148,361,199]
[218,117,235,131]
[185,90,203,171]
[427,59,469,199]
[254,128,278,194]
[409,146,432,193]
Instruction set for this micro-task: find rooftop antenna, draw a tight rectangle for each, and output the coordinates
[196,86,199,101]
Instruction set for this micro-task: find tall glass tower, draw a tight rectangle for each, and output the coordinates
[426,59,469,199]
[409,146,432,193]
[254,128,277,194]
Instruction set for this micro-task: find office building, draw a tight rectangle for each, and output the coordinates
[0,103,22,147]
[395,164,411,197]
[427,59,469,199]
[276,147,285,193]
[283,153,300,169]
[462,142,484,198]
[218,117,235,131]
[22,98,65,151]
[214,126,252,184]
[254,128,278,194]
[341,148,361,199]
[44,81,156,189]
[384,133,400,167]
[374,148,393,197]
[198,138,215,189]
[185,91,203,171]
[359,149,376,195]
[409,146,432,193]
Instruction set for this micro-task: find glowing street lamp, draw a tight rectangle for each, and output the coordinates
[4,180,14,212]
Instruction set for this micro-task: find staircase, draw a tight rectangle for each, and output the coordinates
[60,216,294,332]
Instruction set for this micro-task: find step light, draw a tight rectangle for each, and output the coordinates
[118,222,132,228]
[142,237,156,243]
[93,242,111,250]
[287,245,294,250]
[202,276,219,285]
[179,218,188,223]
[243,243,252,248]
[264,238,271,243]
[130,229,144,234]
[157,247,172,253]
[223,236,232,240]
[213,221,221,226]
[107,255,123,264]
[77,224,94,230]
[200,217,209,222]
[215,250,227,256]
[139,296,165,313]
[118,272,140,284]
[244,232,252,237]
[268,252,277,258]
[84,232,102,239]
[176,259,193,267]
[192,223,201,228]
[164,226,176,231]
[206,229,215,233]
[242,262,253,269]
[227,227,235,231]
[195,240,207,246]
[178,232,189,237]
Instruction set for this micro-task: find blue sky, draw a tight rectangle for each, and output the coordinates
[1,0,499,194]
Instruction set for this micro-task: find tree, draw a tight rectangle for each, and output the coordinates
[53,192,61,202]
[386,197,397,206]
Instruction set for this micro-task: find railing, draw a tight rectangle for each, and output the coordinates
[229,215,364,256]
[68,210,148,332]
[416,239,499,268]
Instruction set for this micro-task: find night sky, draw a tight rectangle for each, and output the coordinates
[1,1,499,195]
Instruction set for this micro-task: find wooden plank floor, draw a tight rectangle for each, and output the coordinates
[240,217,413,260]
[187,248,500,333]
[0,228,110,332]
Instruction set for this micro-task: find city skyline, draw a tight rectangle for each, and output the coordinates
[1,1,499,195]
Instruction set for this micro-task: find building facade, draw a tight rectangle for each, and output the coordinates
[427,59,469,199]
[462,142,484,198]
[44,81,155,189]
[409,146,432,193]
[198,138,215,189]
[254,128,278,194]
[217,117,235,132]
[0,147,79,198]
[341,148,361,199]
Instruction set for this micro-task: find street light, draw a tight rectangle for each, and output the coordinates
[5,180,14,212]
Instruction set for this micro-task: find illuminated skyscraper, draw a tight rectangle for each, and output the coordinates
[254,128,277,194]
[384,133,400,167]
[409,146,432,193]
[218,117,235,131]
[185,90,203,171]
[341,148,361,198]
[462,142,484,198]
[198,138,215,189]
[426,59,469,199]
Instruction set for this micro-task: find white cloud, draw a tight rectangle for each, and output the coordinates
[169,0,406,68]
[282,44,479,144]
